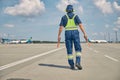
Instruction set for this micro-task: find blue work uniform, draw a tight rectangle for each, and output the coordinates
[59,12,82,67]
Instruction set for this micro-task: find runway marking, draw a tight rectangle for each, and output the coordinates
[88,48,93,50]
[93,50,99,53]
[104,55,119,62]
[87,47,99,54]
[0,47,64,71]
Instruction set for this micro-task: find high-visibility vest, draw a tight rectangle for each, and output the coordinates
[65,14,78,30]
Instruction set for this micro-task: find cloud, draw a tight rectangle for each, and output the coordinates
[56,0,69,12]
[92,32,98,36]
[113,17,120,31]
[27,18,35,22]
[0,33,7,38]
[93,0,113,14]
[56,0,83,14]
[105,24,110,28]
[113,2,120,16]
[4,24,15,28]
[113,2,120,11]
[116,17,120,25]
[0,33,15,38]
[0,33,2,38]
[78,6,83,14]
[113,27,119,31]
[4,0,45,16]
[99,32,104,36]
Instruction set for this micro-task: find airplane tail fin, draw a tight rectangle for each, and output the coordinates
[26,37,32,43]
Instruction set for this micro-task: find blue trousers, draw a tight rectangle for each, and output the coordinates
[65,30,82,67]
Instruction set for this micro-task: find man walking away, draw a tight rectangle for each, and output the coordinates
[57,5,88,70]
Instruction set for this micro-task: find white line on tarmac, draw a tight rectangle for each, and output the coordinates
[87,47,99,54]
[93,50,99,53]
[88,48,93,50]
[0,47,64,71]
[104,55,119,62]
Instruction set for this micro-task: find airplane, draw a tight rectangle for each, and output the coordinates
[1,38,11,44]
[1,37,32,44]
[20,37,32,44]
[9,40,20,44]
[88,39,107,43]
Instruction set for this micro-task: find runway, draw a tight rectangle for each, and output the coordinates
[0,43,120,80]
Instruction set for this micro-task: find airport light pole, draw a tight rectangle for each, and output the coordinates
[115,31,118,43]
[108,32,110,42]
[104,33,106,40]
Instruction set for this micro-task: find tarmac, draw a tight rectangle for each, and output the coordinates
[0,43,120,80]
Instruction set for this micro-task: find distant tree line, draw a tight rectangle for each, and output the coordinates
[32,40,64,44]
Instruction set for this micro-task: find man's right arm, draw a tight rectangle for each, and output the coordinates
[57,26,63,48]
[57,16,66,48]
[58,26,63,39]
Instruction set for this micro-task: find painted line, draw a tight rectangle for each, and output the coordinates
[94,50,99,53]
[0,47,64,71]
[87,47,99,53]
[89,48,93,50]
[104,55,119,62]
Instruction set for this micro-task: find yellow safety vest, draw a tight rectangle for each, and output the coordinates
[65,14,78,30]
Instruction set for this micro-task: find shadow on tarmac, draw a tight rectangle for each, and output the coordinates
[39,63,70,69]
[7,78,31,80]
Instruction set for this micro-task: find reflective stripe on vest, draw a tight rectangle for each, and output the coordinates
[65,14,78,30]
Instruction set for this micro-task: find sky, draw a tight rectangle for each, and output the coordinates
[0,0,120,41]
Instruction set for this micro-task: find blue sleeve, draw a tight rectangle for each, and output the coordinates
[59,15,67,27]
[59,17,64,26]
[74,15,82,25]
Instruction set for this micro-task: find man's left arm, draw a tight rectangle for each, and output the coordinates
[79,24,88,42]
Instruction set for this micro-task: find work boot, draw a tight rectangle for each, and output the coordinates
[70,66,75,70]
[76,63,82,70]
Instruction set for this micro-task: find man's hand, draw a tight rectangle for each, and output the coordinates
[84,35,90,47]
[79,24,90,47]
[57,36,61,48]
[84,35,88,42]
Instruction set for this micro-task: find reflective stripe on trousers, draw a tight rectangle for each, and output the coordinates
[67,52,82,60]
[65,30,82,67]
[76,52,82,57]
[67,52,82,67]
